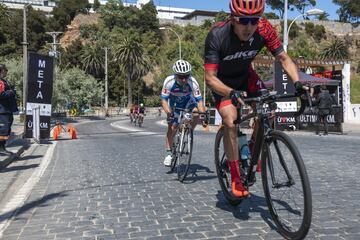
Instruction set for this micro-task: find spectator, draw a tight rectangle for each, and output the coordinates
[313,85,333,136]
[0,64,19,155]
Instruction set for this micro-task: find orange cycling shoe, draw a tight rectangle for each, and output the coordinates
[228,160,249,198]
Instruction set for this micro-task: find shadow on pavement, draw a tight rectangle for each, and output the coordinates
[215,191,277,231]
[16,155,44,161]
[0,164,39,173]
[0,191,68,223]
[182,164,216,183]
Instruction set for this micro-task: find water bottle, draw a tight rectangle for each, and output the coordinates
[238,132,250,170]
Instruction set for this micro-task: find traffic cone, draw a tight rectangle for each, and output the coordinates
[70,127,77,139]
[52,127,59,140]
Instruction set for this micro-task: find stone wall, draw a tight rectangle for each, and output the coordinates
[160,18,360,36]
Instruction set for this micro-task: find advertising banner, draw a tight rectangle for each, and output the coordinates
[274,61,297,130]
[25,53,54,139]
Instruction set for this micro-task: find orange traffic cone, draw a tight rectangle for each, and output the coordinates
[52,127,59,140]
[70,127,77,139]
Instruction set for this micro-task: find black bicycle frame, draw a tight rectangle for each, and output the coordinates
[234,102,294,188]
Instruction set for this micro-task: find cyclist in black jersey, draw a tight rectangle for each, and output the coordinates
[204,0,308,198]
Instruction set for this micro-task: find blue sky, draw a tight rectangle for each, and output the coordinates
[123,0,340,20]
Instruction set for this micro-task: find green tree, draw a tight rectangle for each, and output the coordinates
[53,68,103,111]
[51,0,91,31]
[214,11,228,23]
[265,0,316,18]
[264,12,280,19]
[93,0,101,12]
[319,38,349,60]
[292,0,316,16]
[81,42,105,78]
[100,0,125,31]
[61,39,84,69]
[333,0,360,22]
[137,1,159,33]
[113,36,150,106]
[0,3,11,23]
[317,12,330,21]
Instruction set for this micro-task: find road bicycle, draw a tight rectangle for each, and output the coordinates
[214,89,312,240]
[170,108,208,182]
[137,113,145,127]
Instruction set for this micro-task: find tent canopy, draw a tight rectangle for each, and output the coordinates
[264,71,340,88]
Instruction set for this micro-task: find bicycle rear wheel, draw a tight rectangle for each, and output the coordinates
[261,130,312,240]
[214,128,243,206]
[177,127,193,182]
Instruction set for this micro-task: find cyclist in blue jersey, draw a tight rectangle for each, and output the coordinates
[161,60,206,167]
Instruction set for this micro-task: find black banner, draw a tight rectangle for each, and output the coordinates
[25,53,54,139]
[298,106,343,132]
[274,61,297,130]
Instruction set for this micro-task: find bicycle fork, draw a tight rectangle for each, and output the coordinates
[264,138,295,189]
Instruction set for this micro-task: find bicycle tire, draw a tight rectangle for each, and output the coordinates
[177,127,193,182]
[170,131,179,172]
[214,128,243,206]
[261,130,312,240]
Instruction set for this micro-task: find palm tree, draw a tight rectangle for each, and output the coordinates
[113,37,149,106]
[319,39,350,61]
[81,43,105,78]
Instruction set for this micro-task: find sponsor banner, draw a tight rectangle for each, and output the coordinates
[26,102,52,116]
[298,106,343,132]
[25,53,54,139]
[275,112,298,131]
[275,101,297,113]
[25,115,51,139]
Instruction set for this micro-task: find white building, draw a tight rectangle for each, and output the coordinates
[1,0,55,12]
[2,0,218,23]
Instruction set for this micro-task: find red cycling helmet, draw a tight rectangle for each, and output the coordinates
[229,0,265,16]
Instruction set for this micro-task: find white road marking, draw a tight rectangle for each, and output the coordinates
[111,120,158,135]
[0,142,57,238]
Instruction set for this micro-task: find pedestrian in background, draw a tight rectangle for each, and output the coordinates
[0,64,19,155]
[313,85,333,136]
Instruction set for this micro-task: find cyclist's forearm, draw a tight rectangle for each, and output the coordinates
[161,99,171,114]
[197,100,206,112]
[205,71,232,97]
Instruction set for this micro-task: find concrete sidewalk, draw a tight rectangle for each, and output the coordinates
[0,115,30,168]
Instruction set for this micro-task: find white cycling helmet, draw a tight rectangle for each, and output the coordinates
[173,60,191,75]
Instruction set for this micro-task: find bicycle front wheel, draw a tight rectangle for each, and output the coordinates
[177,127,193,182]
[261,130,312,240]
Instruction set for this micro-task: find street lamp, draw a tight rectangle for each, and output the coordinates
[159,27,182,60]
[284,8,324,52]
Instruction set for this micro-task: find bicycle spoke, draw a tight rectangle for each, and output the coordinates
[262,131,311,239]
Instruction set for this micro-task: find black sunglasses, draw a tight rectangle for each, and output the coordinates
[233,16,260,25]
[176,74,190,80]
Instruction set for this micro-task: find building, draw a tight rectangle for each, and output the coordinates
[1,0,55,12]
[1,0,220,24]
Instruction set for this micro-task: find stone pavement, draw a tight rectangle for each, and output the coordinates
[0,115,29,169]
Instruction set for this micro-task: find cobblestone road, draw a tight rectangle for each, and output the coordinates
[1,117,359,240]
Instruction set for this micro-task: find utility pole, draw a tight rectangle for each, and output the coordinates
[104,47,109,114]
[46,32,62,58]
[283,0,288,52]
[22,4,31,117]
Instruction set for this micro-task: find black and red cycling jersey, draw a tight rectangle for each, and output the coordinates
[204,18,284,96]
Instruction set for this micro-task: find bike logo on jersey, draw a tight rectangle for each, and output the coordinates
[223,50,258,61]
